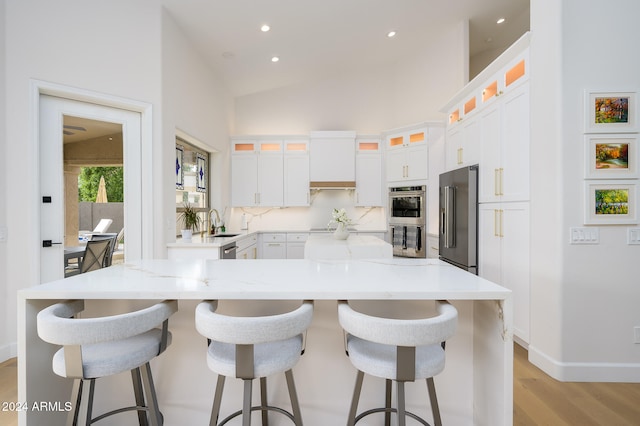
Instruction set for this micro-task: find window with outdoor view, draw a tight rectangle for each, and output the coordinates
[176,138,210,234]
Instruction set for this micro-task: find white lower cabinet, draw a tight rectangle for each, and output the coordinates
[261,233,287,259]
[286,233,309,259]
[236,234,258,259]
[478,202,530,343]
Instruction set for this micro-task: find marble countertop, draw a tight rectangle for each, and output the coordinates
[19,258,510,301]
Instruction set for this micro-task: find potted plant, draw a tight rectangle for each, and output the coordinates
[179,202,201,242]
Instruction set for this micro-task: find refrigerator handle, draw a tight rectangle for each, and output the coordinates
[444,186,456,248]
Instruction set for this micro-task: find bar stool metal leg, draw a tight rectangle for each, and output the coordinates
[131,367,149,426]
[396,381,406,426]
[76,378,95,426]
[347,370,364,426]
[384,379,392,426]
[284,369,303,426]
[140,362,162,426]
[242,379,253,426]
[426,377,442,426]
[210,375,226,426]
[260,377,269,426]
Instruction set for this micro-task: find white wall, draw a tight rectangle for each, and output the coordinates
[160,10,234,254]
[234,23,467,135]
[2,0,164,359]
[0,0,9,360]
[529,0,640,381]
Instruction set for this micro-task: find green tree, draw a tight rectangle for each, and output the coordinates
[78,167,124,202]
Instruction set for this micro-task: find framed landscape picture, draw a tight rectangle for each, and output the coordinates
[585,181,637,224]
[585,134,637,178]
[584,90,637,133]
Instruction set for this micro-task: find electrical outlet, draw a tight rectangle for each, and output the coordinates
[628,228,640,245]
[569,227,599,244]
[635,327,640,344]
[0,226,7,243]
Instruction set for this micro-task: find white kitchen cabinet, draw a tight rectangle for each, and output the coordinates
[355,138,383,206]
[478,202,530,343]
[445,116,480,171]
[284,140,310,206]
[286,233,309,259]
[426,234,439,259]
[386,127,428,184]
[261,233,287,259]
[231,140,283,207]
[478,84,530,203]
[236,234,258,259]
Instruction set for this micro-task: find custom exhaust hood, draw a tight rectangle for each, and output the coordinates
[309,131,356,190]
[309,180,356,190]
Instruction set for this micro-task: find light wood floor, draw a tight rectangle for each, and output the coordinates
[2,346,639,425]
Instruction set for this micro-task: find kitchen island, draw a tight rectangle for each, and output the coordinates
[18,258,512,425]
[304,233,393,259]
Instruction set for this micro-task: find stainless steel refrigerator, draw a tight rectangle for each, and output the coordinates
[439,165,478,274]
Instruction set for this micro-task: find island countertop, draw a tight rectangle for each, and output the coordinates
[20,258,509,300]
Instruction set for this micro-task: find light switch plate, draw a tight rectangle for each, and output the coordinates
[0,226,7,243]
[634,326,640,344]
[569,227,599,244]
[628,228,640,245]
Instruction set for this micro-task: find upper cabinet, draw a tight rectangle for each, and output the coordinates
[231,139,284,207]
[442,33,530,173]
[355,137,383,206]
[283,139,310,206]
[385,126,428,184]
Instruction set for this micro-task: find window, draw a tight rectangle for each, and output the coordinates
[176,138,210,232]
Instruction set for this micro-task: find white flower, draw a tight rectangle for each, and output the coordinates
[328,208,352,228]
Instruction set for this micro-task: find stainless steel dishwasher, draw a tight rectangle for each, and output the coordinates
[220,241,237,259]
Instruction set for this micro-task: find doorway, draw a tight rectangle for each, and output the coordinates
[38,93,145,283]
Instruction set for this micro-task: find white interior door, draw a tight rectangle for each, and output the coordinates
[39,95,142,283]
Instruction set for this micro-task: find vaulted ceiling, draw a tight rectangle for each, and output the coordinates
[161,0,530,96]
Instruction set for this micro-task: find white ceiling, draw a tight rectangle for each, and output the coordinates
[161,0,530,97]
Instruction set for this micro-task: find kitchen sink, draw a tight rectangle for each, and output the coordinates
[213,233,239,238]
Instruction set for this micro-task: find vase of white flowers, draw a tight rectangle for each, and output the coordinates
[328,208,351,240]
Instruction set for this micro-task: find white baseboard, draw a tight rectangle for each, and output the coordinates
[0,341,17,363]
[528,344,640,383]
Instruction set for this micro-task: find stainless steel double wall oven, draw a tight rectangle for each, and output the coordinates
[388,185,426,258]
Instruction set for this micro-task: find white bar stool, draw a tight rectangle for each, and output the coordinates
[36,299,178,426]
[337,300,458,426]
[195,300,314,426]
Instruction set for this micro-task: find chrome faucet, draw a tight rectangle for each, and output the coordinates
[208,209,221,234]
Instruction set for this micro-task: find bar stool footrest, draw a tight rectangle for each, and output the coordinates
[218,405,297,426]
[354,407,431,426]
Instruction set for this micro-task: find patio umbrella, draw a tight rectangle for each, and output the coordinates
[96,175,108,203]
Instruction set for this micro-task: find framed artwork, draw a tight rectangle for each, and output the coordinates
[584,90,637,133]
[584,181,637,224]
[584,134,637,178]
[175,145,184,189]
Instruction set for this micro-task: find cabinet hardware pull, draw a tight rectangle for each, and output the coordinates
[499,209,504,238]
[499,168,504,196]
[495,169,500,196]
[494,210,499,237]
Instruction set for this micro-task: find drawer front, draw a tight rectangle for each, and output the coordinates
[262,233,286,243]
[236,234,258,251]
[287,233,309,242]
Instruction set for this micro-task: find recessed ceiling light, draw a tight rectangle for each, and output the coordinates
[271,56,280,63]
[496,18,506,24]
[261,24,271,32]
[387,31,397,38]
